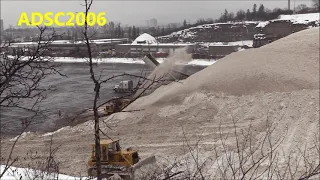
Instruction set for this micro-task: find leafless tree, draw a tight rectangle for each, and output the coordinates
[81,1,179,179]
[0,26,63,178]
[135,112,319,180]
[2,133,61,180]
[312,0,320,10]
[0,26,62,111]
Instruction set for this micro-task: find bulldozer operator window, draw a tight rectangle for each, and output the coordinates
[102,146,107,161]
[108,144,113,151]
[116,142,120,151]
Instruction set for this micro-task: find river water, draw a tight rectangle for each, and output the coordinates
[0,59,209,135]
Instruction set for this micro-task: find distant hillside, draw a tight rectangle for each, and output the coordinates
[157,13,320,43]
[157,21,259,43]
[257,12,319,28]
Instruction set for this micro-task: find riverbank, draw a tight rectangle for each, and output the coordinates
[1,28,319,178]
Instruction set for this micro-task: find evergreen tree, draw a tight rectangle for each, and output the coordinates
[228,12,235,21]
[161,26,165,36]
[221,9,229,22]
[252,4,257,20]
[128,26,132,39]
[312,0,319,10]
[136,27,140,37]
[258,4,266,20]
[246,9,252,20]
[117,24,121,37]
[157,26,160,35]
[108,21,115,38]
[132,26,136,39]
[167,24,171,32]
[296,4,309,13]
[236,10,246,21]
[183,19,187,27]
[121,29,124,38]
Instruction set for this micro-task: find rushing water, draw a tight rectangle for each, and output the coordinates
[0,60,207,135]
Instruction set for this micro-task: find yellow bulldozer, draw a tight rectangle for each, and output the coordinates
[104,98,131,115]
[102,54,189,117]
[88,139,155,179]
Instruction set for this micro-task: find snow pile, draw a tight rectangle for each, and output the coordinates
[256,21,270,28]
[133,48,193,98]
[253,33,267,40]
[1,28,318,177]
[0,165,87,180]
[278,13,319,25]
[131,33,158,45]
[9,132,33,142]
[135,27,319,106]
[41,126,70,137]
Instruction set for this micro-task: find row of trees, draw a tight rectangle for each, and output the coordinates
[1,1,319,179]
[2,1,319,43]
[218,3,319,22]
[127,26,140,39]
[1,22,141,43]
[98,22,141,39]
[153,2,319,37]
[0,0,163,179]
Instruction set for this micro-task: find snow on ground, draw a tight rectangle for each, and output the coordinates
[9,39,128,47]
[1,28,319,177]
[51,57,216,66]
[41,126,71,137]
[279,13,319,24]
[9,132,32,142]
[159,21,259,39]
[4,55,216,66]
[199,40,253,47]
[187,59,216,66]
[256,21,271,28]
[0,165,88,180]
[257,12,320,28]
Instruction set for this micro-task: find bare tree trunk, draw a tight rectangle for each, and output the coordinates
[0,26,63,178]
[82,0,102,179]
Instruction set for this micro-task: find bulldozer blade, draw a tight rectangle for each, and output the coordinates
[145,54,160,66]
[133,155,156,171]
[145,53,190,79]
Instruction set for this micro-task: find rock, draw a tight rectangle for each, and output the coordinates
[108,173,123,180]
[279,102,287,109]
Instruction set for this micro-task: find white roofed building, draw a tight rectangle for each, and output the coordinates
[115,33,196,57]
[131,33,158,45]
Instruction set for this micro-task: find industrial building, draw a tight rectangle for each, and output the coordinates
[115,33,197,57]
[208,45,240,59]
[9,38,129,57]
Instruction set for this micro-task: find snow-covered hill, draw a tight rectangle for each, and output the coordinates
[158,13,319,43]
[157,21,259,43]
[257,12,319,28]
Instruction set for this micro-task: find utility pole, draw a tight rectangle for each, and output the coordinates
[288,0,291,11]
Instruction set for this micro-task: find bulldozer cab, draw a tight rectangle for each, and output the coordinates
[91,139,121,162]
[88,139,154,179]
[104,103,115,113]
[89,139,140,168]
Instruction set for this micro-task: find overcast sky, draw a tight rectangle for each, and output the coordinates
[0,0,313,28]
